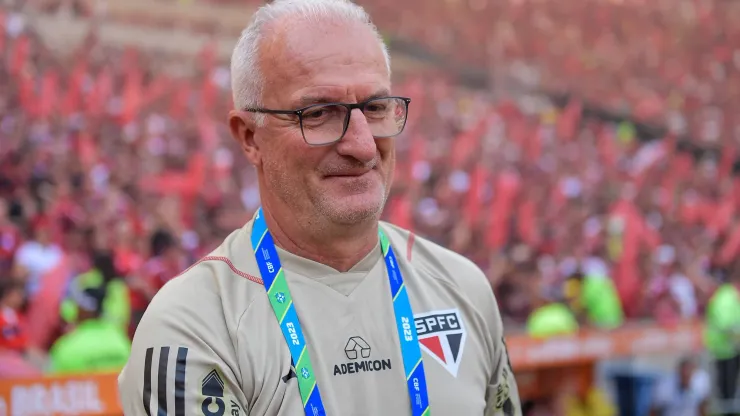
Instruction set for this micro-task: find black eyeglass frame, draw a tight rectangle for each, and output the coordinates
[244,96,412,146]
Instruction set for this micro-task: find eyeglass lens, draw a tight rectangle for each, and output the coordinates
[299,97,408,145]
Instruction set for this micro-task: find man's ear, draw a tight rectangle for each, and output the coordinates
[228,110,260,167]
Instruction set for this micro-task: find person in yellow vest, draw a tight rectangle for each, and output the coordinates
[60,251,131,330]
[526,289,580,338]
[563,271,624,329]
[48,286,131,374]
[704,262,740,416]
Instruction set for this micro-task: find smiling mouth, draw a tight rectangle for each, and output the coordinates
[324,167,375,178]
[326,172,369,178]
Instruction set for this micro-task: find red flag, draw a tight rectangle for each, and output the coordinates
[516,197,537,245]
[9,35,30,76]
[122,47,139,73]
[451,115,487,168]
[556,99,582,141]
[198,115,219,153]
[144,74,171,105]
[119,70,143,124]
[18,71,36,115]
[464,165,488,226]
[95,67,114,113]
[169,79,191,119]
[200,72,216,112]
[597,125,618,168]
[706,194,735,237]
[76,132,99,168]
[485,171,521,249]
[37,70,59,119]
[507,116,528,148]
[61,60,87,115]
[525,123,543,163]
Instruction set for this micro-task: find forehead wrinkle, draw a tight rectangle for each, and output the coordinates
[295,85,391,106]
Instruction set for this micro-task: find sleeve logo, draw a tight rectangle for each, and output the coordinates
[494,367,511,409]
[201,370,225,416]
[142,346,188,416]
[414,309,467,377]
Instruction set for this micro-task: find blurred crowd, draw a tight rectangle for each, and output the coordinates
[2,0,740,379]
[202,0,740,139]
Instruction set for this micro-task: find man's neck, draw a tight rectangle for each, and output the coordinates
[260,201,379,272]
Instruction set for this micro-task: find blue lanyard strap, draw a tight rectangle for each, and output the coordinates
[252,209,325,415]
[250,208,431,416]
[379,229,431,416]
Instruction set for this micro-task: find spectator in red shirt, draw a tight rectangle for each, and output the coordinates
[127,229,186,336]
[0,278,28,353]
[113,221,144,278]
[0,271,41,379]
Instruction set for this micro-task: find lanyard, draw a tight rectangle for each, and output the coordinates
[251,207,431,416]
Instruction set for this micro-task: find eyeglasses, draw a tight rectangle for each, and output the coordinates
[245,96,411,146]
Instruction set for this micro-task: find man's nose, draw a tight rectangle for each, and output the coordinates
[335,108,377,163]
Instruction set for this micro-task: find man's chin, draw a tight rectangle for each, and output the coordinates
[317,194,385,226]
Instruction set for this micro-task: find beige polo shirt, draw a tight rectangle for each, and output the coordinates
[118,219,520,416]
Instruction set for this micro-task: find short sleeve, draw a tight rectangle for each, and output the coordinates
[484,324,522,416]
[118,275,248,416]
[476,270,521,416]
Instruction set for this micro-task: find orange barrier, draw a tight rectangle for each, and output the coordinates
[0,373,121,416]
[507,320,704,371]
[507,321,705,400]
[0,321,705,413]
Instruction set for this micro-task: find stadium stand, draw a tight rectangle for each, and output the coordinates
[1,0,739,414]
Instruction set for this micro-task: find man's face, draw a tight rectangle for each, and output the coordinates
[233,17,394,226]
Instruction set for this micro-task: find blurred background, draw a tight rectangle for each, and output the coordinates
[1,0,740,414]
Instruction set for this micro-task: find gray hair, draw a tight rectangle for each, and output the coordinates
[230,0,391,123]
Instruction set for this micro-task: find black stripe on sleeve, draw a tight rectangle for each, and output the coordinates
[175,347,188,416]
[158,346,170,416]
[143,348,153,416]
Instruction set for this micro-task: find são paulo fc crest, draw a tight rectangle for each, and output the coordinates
[414,309,466,377]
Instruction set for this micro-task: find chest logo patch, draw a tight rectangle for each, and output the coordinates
[414,309,467,377]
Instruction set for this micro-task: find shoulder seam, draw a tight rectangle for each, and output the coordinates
[176,255,264,285]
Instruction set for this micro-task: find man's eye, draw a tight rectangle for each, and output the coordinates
[304,109,326,119]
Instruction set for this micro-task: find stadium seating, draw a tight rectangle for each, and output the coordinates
[0,2,737,413]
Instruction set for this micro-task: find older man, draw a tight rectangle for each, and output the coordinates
[118,1,520,415]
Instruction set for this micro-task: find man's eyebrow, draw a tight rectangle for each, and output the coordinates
[297,95,337,106]
[364,89,391,101]
[296,89,392,107]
